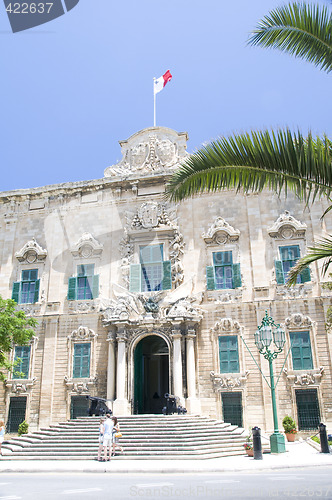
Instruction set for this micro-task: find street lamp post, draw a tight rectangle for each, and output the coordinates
[255,311,286,454]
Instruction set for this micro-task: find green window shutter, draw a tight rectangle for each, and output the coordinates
[232,263,242,288]
[162,260,172,290]
[275,260,285,284]
[290,332,313,370]
[91,275,99,299]
[73,343,91,378]
[219,336,240,373]
[300,266,311,283]
[12,282,21,303]
[33,279,40,303]
[130,264,141,292]
[67,277,77,301]
[14,346,31,379]
[206,266,215,290]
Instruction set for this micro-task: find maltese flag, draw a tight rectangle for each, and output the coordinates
[154,70,172,94]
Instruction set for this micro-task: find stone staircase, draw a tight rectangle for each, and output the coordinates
[1,415,248,460]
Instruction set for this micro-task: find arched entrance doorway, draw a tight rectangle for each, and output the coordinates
[133,335,169,414]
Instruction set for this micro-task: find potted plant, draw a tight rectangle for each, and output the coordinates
[243,430,254,456]
[243,442,254,456]
[282,416,297,442]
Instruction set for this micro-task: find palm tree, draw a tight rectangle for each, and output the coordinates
[248,2,332,73]
[166,2,332,285]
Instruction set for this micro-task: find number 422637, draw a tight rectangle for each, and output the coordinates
[6,3,53,14]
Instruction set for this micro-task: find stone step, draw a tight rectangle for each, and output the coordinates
[1,450,246,461]
[2,415,249,460]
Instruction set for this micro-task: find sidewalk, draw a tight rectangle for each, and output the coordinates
[0,439,331,473]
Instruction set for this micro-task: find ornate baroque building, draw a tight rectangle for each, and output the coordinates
[1,126,332,433]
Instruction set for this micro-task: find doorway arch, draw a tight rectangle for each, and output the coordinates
[133,335,169,414]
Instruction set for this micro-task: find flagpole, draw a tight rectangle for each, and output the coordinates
[153,77,156,127]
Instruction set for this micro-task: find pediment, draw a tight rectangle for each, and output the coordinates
[104,126,188,178]
[268,211,306,239]
[15,238,47,263]
[202,217,240,245]
[71,233,103,258]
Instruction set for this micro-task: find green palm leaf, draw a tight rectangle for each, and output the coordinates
[287,234,332,285]
[166,129,332,203]
[248,2,332,73]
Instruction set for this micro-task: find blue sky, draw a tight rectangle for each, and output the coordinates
[1,0,331,192]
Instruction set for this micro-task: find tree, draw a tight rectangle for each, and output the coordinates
[248,2,332,74]
[166,2,332,285]
[0,296,37,381]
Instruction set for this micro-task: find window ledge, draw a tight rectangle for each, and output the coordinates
[275,282,313,300]
[206,288,242,303]
[64,376,98,394]
[5,377,37,394]
[210,370,249,392]
[283,367,324,386]
[16,303,42,316]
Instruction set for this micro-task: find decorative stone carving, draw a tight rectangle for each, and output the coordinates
[104,127,188,178]
[285,313,313,328]
[101,286,203,330]
[268,211,307,239]
[17,303,42,316]
[120,204,185,288]
[5,378,37,394]
[276,283,312,299]
[70,233,103,258]
[203,217,240,245]
[166,298,203,322]
[64,376,98,393]
[210,371,249,391]
[283,367,324,386]
[206,288,243,303]
[15,238,47,263]
[68,300,101,314]
[68,326,97,342]
[129,202,174,230]
[137,202,162,228]
[212,318,241,335]
[169,229,185,288]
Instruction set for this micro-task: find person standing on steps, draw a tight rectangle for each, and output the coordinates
[0,421,4,456]
[97,417,105,461]
[103,413,114,461]
[112,416,123,456]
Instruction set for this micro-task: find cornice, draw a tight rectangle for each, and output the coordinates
[0,174,170,204]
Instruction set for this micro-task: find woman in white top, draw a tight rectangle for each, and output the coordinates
[97,417,105,462]
[0,420,5,456]
[103,414,114,461]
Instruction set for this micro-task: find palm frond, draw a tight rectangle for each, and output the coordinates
[321,202,332,219]
[287,234,332,285]
[248,2,332,73]
[166,129,332,202]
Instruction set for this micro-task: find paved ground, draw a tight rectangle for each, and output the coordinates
[0,439,331,473]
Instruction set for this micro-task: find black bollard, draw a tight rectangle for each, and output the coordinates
[319,423,330,454]
[252,426,263,460]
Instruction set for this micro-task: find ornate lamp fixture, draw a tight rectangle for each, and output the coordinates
[255,311,286,454]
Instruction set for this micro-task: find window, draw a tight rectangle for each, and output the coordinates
[13,345,31,379]
[12,269,40,304]
[73,343,91,378]
[290,331,313,370]
[275,245,310,285]
[129,244,172,292]
[67,264,99,300]
[218,335,240,373]
[206,251,241,290]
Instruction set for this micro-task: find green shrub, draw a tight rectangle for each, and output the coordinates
[282,416,297,434]
[311,435,332,445]
[17,420,29,436]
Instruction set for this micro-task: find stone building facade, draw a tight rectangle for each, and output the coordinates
[1,126,332,433]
